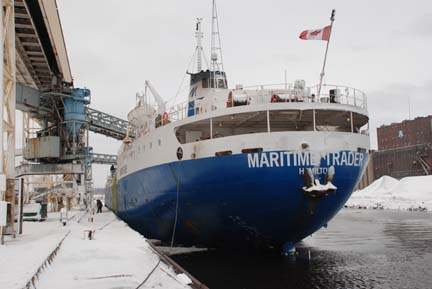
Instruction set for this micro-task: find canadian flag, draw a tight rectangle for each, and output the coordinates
[299,25,331,41]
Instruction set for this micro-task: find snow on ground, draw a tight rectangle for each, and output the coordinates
[347,175,432,210]
[0,211,77,289]
[1,209,192,289]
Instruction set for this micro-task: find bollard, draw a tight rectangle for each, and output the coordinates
[60,208,68,226]
[83,229,95,240]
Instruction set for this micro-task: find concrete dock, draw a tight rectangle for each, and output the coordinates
[0,209,194,289]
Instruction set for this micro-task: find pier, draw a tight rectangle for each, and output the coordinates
[0,209,197,289]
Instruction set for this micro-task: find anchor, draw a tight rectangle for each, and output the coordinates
[302,166,337,214]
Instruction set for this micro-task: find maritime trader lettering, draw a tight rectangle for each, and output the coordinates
[247,151,364,168]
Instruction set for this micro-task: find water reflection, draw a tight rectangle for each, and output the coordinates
[172,210,432,289]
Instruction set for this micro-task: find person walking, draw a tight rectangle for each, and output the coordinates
[96,199,103,213]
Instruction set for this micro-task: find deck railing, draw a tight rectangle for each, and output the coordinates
[240,83,367,109]
[167,101,189,122]
[164,83,367,124]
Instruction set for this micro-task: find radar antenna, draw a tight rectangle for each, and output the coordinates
[210,0,226,88]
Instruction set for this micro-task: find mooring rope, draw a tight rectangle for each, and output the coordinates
[135,259,162,289]
[168,164,181,248]
[98,217,117,230]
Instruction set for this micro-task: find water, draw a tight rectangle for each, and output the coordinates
[172,209,432,289]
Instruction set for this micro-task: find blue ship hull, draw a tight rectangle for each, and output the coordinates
[107,150,368,250]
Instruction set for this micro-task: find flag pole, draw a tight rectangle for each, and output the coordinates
[318,9,336,98]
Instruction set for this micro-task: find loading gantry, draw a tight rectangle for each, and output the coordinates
[1,0,134,241]
[16,83,134,197]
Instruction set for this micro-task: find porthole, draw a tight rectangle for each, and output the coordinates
[177,147,183,160]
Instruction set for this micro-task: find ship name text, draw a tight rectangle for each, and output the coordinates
[247,151,365,168]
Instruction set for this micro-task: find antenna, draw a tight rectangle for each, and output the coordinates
[195,18,204,72]
[210,0,226,88]
[408,95,411,120]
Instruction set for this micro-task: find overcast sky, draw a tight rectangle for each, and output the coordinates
[56,0,432,187]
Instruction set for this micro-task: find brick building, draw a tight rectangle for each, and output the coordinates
[373,115,432,179]
[377,115,432,150]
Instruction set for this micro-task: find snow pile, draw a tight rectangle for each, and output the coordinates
[346,175,432,210]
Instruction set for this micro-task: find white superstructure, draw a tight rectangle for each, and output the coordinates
[117,80,369,179]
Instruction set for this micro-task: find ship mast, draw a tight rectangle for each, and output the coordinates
[195,18,204,72]
[210,0,226,88]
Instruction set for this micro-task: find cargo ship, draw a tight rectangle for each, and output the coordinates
[105,2,370,253]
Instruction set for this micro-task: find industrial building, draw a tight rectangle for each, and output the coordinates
[357,115,431,189]
[377,115,432,150]
[373,115,432,179]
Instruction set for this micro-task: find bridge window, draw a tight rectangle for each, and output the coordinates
[269,110,314,132]
[175,112,267,144]
[212,111,267,139]
[175,119,211,144]
[315,110,352,132]
[353,112,369,134]
[216,79,227,89]
[175,109,367,144]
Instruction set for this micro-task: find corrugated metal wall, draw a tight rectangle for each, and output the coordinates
[372,144,431,179]
[357,153,374,190]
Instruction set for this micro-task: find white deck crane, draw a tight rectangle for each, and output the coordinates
[145,80,166,115]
